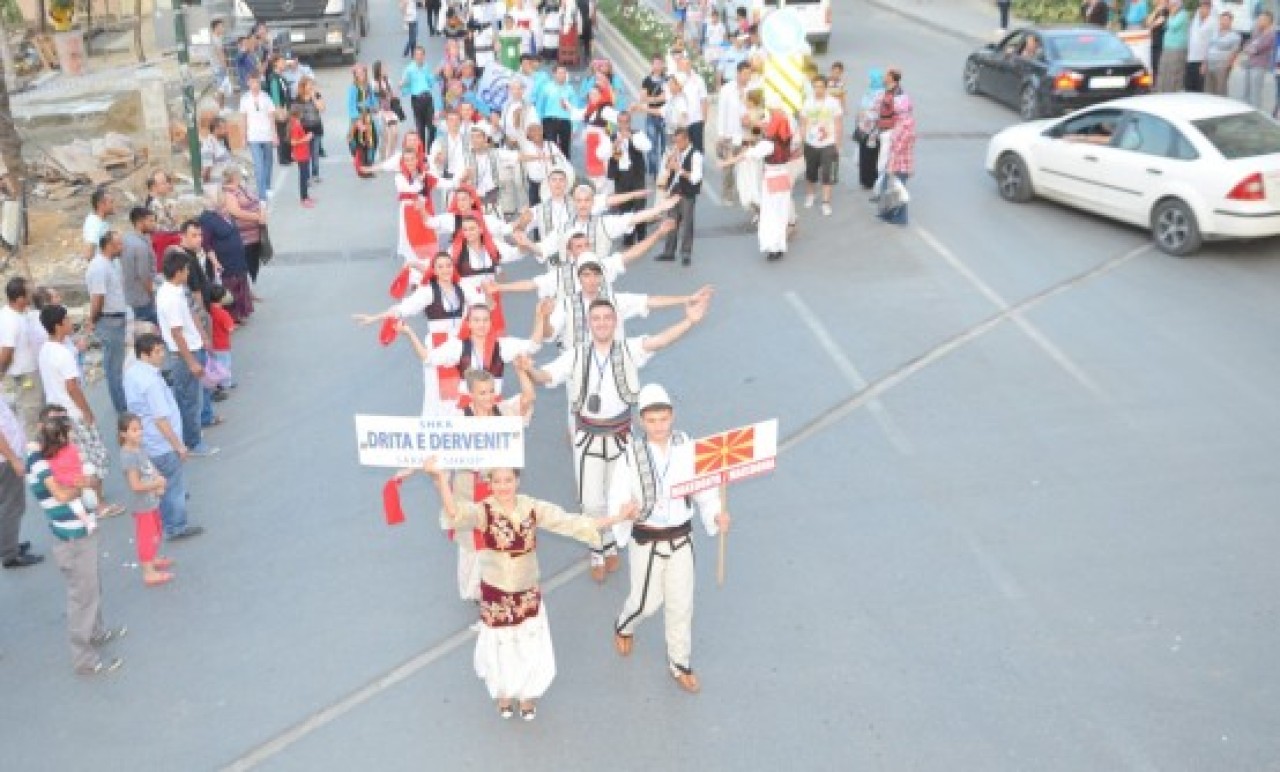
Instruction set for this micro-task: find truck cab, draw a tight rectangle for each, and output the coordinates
[232,0,368,63]
[740,0,833,54]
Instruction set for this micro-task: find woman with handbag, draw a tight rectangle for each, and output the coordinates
[877,95,915,227]
[372,60,403,163]
[221,168,268,298]
[854,68,885,190]
[296,77,326,185]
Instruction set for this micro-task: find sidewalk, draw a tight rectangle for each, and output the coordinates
[862,0,1024,46]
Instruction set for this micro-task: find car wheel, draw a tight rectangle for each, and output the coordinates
[963,59,981,95]
[1151,198,1202,256]
[996,153,1034,204]
[1019,84,1041,120]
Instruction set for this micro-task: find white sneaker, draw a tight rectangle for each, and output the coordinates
[804,193,815,208]
[822,203,832,216]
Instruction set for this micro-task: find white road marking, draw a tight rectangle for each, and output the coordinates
[914,226,1107,400]
[785,291,913,455]
[781,242,1151,455]
[223,557,591,770]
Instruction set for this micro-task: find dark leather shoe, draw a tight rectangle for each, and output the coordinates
[3,553,43,568]
[680,256,691,266]
[168,526,205,541]
[18,541,30,554]
[654,253,676,262]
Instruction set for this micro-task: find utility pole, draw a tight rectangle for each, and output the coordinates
[173,2,203,194]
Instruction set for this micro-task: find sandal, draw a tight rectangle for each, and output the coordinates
[100,504,126,519]
[77,657,123,676]
[153,557,175,569]
[144,572,174,587]
[519,703,536,721]
[497,702,515,720]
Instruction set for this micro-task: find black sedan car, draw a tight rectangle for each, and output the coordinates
[963,27,1152,120]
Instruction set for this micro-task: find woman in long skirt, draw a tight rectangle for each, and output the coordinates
[407,458,633,720]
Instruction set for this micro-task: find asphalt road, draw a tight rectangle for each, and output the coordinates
[3,2,1280,770]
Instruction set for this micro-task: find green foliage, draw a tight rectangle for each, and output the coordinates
[598,0,717,87]
[1012,0,1201,24]
[1012,0,1085,23]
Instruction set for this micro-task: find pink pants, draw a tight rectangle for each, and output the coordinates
[134,509,162,564]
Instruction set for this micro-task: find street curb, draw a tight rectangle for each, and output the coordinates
[862,0,992,47]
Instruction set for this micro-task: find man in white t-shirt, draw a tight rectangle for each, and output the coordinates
[0,277,43,437]
[156,251,218,457]
[38,304,121,516]
[674,53,708,153]
[239,73,278,200]
[800,75,844,216]
[81,187,114,261]
[714,62,750,207]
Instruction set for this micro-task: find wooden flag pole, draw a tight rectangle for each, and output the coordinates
[716,483,728,587]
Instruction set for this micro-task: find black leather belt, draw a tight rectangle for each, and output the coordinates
[99,312,126,318]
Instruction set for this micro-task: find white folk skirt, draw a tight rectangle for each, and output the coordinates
[474,604,557,700]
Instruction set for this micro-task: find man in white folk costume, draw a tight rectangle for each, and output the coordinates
[528,293,711,582]
[608,383,729,694]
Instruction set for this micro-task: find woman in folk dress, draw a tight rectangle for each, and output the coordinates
[403,458,634,720]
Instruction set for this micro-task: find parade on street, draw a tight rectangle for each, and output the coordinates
[2,0,1280,769]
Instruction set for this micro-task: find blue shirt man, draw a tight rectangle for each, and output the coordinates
[536,70,579,121]
[123,333,200,540]
[401,56,437,97]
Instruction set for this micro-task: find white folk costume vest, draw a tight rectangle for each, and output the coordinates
[568,340,639,416]
[557,283,615,349]
[464,146,502,210]
[628,431,691,523]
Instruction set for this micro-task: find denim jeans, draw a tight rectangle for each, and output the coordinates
[645,115,666,176]
[403,20,418,57]
[132,303,157,325]
[196,349,215,427]
[151,450,189,537]
[95,316,127,414]
[165,350,203,450]
[308,135,322,178]
[249,141,274,199]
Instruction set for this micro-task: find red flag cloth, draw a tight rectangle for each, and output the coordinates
[389,266,412,299]
[383,478,406,525]
[378,317,399,347]
[403,203,439,261]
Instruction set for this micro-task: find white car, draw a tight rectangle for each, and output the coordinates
[985,94,1280,255]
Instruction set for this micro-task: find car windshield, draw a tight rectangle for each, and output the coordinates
[1045,33,1133,62]
[1193,112,1280,159]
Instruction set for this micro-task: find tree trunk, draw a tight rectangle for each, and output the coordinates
[132,0,144,62]
[0,17,24,199]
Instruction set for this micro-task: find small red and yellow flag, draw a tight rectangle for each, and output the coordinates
[695,427,756,475]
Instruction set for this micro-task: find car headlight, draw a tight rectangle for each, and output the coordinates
[326,29,344,43]
[323,0,343,14]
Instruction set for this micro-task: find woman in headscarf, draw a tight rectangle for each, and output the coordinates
[855,68,886,190]
[879,95,916,227]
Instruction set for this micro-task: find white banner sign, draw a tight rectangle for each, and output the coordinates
[355,415,525,469]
